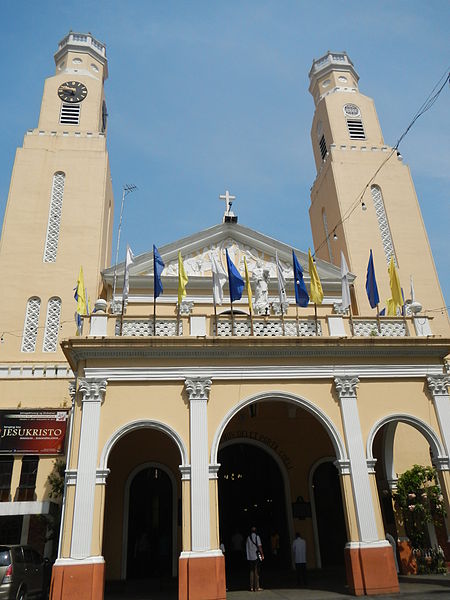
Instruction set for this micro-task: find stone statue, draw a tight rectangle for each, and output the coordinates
[254,268,270,315]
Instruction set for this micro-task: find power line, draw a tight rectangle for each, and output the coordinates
[313,68,450,258]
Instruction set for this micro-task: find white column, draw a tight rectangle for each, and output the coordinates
[427,375,450,459]
[185,377,212,552]
[335,376,379,542]
[70,378,107,559]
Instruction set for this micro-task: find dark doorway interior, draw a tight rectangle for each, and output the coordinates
[126,466,172,580]
[312,461,347,566]
[218,442,290,583]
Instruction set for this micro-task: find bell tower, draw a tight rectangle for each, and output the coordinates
[0,32,114,361]
[308,51,448,334]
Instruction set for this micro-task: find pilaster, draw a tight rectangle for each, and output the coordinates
[427,375,450,459]
[185,377,212,552]
[335,376,379,542]
[70,378,107,558]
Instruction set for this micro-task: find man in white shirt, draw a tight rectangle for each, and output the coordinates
[292,532,307,586]
[246,526,264,591]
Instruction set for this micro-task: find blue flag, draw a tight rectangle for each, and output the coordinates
[365,249,380,309]
[292,250,309,307]
[153,245,165,299]
[226,249,244,303]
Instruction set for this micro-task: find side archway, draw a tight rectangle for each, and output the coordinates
[366,413,447,472]
[99,419,189,471]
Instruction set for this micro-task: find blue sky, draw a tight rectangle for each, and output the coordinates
[0,1,448,309]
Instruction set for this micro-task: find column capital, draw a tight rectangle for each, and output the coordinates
[185,377,212,401]
[69,380,77,401]
[427,375,450,397]
[334,376,359,398]
[78,378,107,403]
[334,459,351,475]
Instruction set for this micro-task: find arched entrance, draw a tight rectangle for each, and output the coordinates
[218,441,291,567]
[214,393,348,591]
[311,460,347,567]
[125,463,174,580]
[101,421,187,596]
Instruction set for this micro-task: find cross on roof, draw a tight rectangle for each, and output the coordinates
[219,189,236,216]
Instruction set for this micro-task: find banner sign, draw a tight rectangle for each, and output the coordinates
[0,410,68,454]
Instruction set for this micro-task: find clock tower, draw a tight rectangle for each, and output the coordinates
[0,32,114,361]
[308,51,448,334]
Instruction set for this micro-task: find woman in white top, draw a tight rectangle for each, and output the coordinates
[246,526,264,591]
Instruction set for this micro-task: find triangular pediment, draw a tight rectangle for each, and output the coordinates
[103,222,349,289]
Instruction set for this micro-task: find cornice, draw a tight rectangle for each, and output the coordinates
[61,336,450,372]
[82,364,445,382]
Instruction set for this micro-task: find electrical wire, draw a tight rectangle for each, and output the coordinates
[313,68,450,258]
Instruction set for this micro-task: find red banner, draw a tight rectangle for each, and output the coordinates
[0,410,68,454]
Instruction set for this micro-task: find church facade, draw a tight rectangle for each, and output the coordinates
[0,33,449,600]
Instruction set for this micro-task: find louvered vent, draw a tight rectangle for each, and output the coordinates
[60,103,80,125]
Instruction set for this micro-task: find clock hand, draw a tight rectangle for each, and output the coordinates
[60,85,76,93]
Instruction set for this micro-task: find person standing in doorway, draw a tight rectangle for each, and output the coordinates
[246,526,264,591]
[292,532,307,586]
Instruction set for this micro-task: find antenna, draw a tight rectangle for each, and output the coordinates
[112,184,138,308]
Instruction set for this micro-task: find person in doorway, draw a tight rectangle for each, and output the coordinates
[292,532,307,586]
[246,526,264,591]
[270,530,280,559]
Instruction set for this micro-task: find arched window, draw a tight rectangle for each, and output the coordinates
[21,297,41,352]
[322,209,333,262]
[43,172,65,262]
[370,185,397,266]
[43,297,62,352]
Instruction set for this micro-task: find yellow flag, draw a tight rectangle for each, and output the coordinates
[386,298,397,316]
[388,257,403,312]
[308,249,324,304]
[244,257,253,315]
[177,251,188,305]
[75,266,87,316]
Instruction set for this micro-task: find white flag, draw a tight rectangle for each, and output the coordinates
[340,251,351,311]
[211,252,227,305]
[276,252,288,307]
[122,244,135,311]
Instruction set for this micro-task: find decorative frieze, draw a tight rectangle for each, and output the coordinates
[179,300,194,315]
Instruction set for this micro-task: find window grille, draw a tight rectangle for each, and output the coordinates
[43,172,65,262]
[346,119,365,139]
[371,185,397,266]
[60,103,80,125]
[319,135,327,160]
[322,209,333,262]
[21,297,41,352]
[43,297,62,352]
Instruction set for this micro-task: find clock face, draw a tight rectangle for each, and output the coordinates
[57,81,88,103]
[101,100,108,132]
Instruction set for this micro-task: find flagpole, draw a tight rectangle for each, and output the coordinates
[230,300,235,336]
[296,305,300,337]
[249,307,254,336]
[314,303,318,336]
[376,304,381,334]
[213,299,218,336]
[112,184,137,309]
[153,295,156,336]
[176,302,181,336]
[348,304,354,337]
[119,294,125,336]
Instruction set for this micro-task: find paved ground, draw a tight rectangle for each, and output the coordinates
[104,572,450,600]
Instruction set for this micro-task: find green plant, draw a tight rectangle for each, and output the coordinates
[393,464,446,549]
[47,458,65,499]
